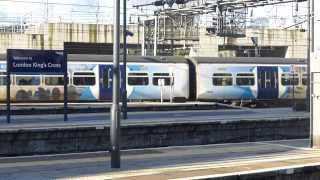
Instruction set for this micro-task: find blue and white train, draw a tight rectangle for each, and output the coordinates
[190,57,307,102]
[0,54,307,103]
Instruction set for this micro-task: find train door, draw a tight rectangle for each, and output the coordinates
[99,64,125,101]
[257,66,279,99]
[99,65,113,101]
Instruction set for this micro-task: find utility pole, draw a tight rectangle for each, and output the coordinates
[307,0,311,112]
[111,0,121,168]
[46,0,49,23]
[294,0,299,29]
[122,0,128,120]
[154,16,158,56]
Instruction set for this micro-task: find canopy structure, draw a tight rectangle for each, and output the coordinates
[135,0,307,15]
[136,0,307,39]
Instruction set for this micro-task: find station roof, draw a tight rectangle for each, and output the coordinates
[190,57,307,65]
[158,0,307,15]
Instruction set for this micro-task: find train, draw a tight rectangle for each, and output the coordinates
[0,54,307,104]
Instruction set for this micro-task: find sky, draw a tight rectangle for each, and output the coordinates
[0,0,308,28]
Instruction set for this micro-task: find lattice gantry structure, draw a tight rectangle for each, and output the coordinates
[135,0,307,55]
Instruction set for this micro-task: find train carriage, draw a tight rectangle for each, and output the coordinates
[0,54,190,102]
[68,54,190,101]
[189,57,307,102]
[0,53,307,103]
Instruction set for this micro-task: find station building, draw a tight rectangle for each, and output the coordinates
[0,23,307,58]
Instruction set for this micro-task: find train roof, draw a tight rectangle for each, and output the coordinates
[67,54,188,63]
[189,57,306,65]
[0,53,307,65]
[0,53,188,63]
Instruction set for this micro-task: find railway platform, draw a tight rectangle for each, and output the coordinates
[0,139,319,180]
[0,101,228,115]
[0,107,308,130]
[0,108,309,157]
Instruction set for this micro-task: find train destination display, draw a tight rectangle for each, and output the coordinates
[7,49,65,74]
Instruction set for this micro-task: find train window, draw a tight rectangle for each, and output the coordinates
[16,76,41,86]
[152,73,174,86]
[236,73,255,86]
[44,76,67,86]
[0,72,6,86]
[128,72,149,86]
[73,72,96,86]
[212,73,233,86]
[302,74,308,86]
[281,73,299,86]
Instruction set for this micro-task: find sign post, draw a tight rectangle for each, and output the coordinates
[6,52,11,124]
[6,49,67,123]
[63,51,68,121]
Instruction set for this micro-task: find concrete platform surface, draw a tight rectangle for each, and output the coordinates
[0,107,308,130]
[0,102,227,115]
[0,101,219,108]
[0,139,318,180]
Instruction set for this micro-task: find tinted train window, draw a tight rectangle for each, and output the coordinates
[236,73,255,86]
[152,73,174,86]
[281,74,299,86]
[44,76,67,86]
[128,72,149,86]
[16,76,41,86]
[0,72,6,86]
[212,73,233,86]
[73,72,96,86]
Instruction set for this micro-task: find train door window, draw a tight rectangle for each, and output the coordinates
[128,72,149,86]
[152,73,174,86]
[236,73,255,86]
[212,73,233,86]
[73,72,96,86]
[264,72,277,88]
[265,72,272,88]
[281,73,299,86]
[44,75,69,86]
[103,69,112,88]
[16,75,41,86]
[0,72,6,86]
[259,72,266,88]
[302,74,308,86]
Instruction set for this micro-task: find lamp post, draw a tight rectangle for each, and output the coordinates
[111,0,121,168]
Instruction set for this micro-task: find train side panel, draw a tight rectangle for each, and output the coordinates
[278,65,307,99]
[68,62,100,101]
[196,63,258,100]
[126,63,189,100]
[0,61,100,102]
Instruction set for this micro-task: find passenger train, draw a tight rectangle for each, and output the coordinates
[0,54,307,103]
